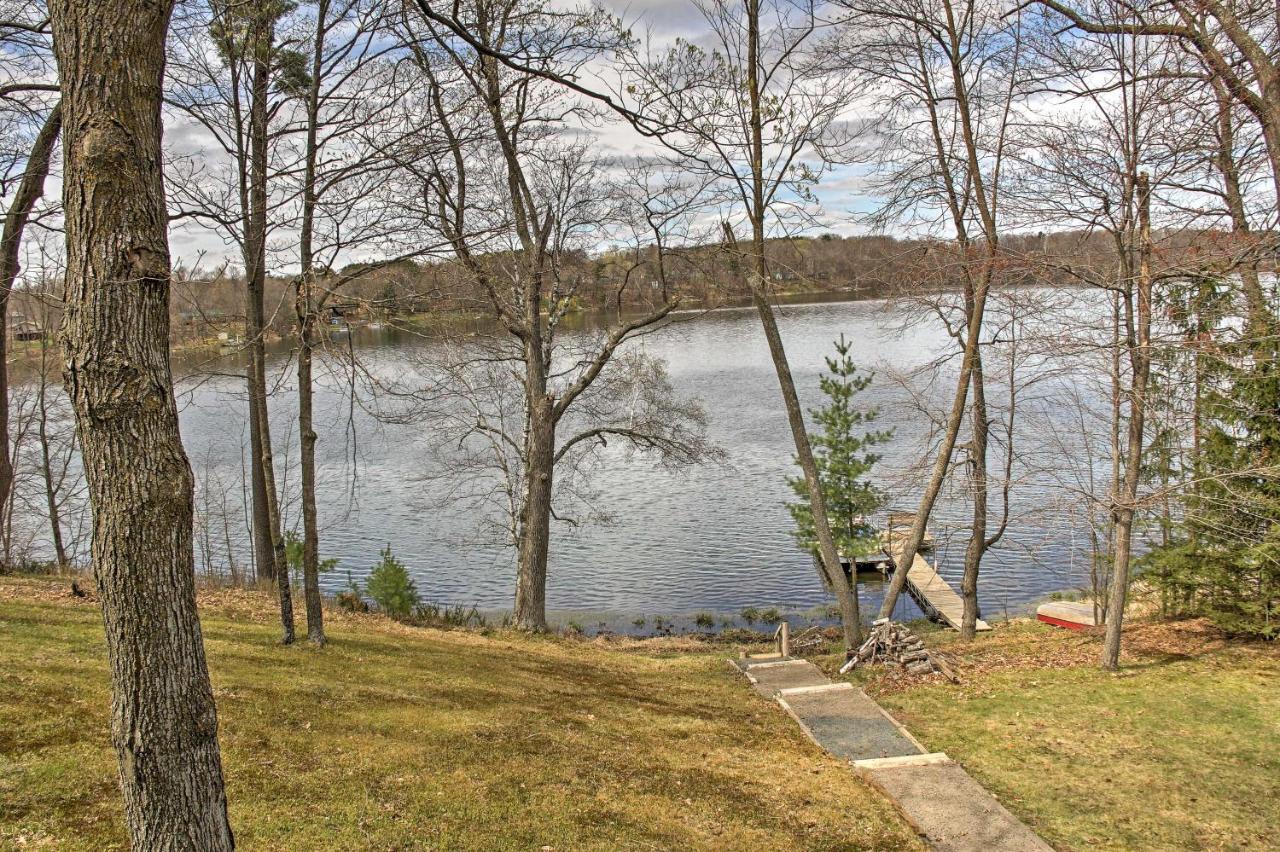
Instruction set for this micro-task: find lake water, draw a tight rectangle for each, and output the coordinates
[167,294,1095,630]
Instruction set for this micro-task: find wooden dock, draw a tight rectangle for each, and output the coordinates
[884,533,990,632]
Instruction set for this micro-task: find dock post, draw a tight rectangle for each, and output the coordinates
[779,621,790,657]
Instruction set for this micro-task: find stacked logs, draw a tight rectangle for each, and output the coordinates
[839,618,958,681]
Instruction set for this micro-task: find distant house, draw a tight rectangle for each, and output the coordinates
[8,314,44,342]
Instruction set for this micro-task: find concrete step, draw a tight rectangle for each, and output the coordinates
[858,757,1052,851]
[776,683,924,762]
[731,658,830,698]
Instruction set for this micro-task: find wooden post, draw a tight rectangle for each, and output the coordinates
[779,621,790,657]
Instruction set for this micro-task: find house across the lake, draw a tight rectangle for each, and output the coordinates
[8,314,44,342]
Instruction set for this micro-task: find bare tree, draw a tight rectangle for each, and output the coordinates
[48,0,234,843]
[1035,0,1280,205]
[617,0,868,648]
[837,0,1024,636]
[393,0,719,630]
[287,0,431,645]
[1014,6,1203,666]
[168,0,298,641]
[406,0,871,648]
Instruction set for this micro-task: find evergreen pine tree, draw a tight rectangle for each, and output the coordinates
[786,336,893,563]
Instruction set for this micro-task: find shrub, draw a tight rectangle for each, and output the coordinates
[365,545,419,619]
[741,606,760,625]
[694,611,716,629]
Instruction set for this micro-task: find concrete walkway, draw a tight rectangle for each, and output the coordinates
[732,657,1051,852]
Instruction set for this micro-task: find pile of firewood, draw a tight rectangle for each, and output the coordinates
[839,618,958,681]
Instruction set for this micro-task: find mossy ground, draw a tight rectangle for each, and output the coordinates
[0,576,919,850]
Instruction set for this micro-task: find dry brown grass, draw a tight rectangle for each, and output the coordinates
[0,576,920,851]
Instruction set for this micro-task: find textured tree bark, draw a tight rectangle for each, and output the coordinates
[49,0,235,845]
[0,103,62,567]
[1101,172,1153,671]
[514,353,554,632]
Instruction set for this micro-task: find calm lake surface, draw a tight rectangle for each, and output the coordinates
[170,295,1095,629]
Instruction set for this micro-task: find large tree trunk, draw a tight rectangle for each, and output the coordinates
[245,10,293,642]
[514,393,554,632]
[745,0,859,649]
[0,103,62,567]
[49,0,235,845]
[1101,172,1153,671]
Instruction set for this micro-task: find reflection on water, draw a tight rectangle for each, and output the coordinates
[172,296,1096,627]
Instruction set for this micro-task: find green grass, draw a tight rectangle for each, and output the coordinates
[872,620,1280,851]
[0,577,919,850]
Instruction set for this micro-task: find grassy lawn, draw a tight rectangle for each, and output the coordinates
[867,618,1280,851]
[0,577,920,851]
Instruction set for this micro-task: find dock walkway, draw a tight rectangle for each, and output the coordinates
[884,534,990,632]
[731,656,1049,851]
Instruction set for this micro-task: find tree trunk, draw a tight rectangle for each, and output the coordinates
[514,394,554,632]
[751,286,861,648]
[1212,79,1272,346]
[49,0,235,844]
[296,0,329,647]
[960,329,989,640]
[0,103,62,568]
[745,0,859,649]
[245,9,293,642]
[297,314,323,643]
[37,336,68,567]
[247,393,273,581]
[1101,172,1153,671]
[877,283,988,620]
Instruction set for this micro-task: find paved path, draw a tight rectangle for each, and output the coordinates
[732,657,1050,851]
